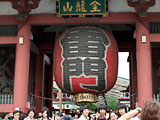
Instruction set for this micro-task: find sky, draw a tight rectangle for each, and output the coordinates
[118,52,130,79]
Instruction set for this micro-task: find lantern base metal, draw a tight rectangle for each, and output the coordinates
[74,93,97,103]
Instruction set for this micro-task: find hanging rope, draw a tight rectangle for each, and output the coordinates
[30,93,53,101]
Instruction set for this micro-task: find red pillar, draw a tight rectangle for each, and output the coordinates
[129,49,137,109]
[13,23,30,112]
[35,50,44,113]
[136,21,152,107]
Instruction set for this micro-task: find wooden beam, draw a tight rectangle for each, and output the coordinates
[150,34,160,42]
[0,13,160,26]
[28,14,65,25]
[0,15,18,25]
[28,13,138,25]
[148,13,160,22]
[0,36,17,44]
[101,13,137,24]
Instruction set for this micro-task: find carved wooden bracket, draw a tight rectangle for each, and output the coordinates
[11,0,40,14]
[0,0,40,21]
[127,0,155,17]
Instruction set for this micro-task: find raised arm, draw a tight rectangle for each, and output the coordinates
[118,108,141,120]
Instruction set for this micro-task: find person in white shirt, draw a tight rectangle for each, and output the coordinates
[78,105,90,120]
[24,109,36,120]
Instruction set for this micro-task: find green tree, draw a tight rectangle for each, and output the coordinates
[105,94,120,110]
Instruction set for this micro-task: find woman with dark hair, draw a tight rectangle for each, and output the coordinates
[1,112,8,120]
[12,111,20,120]
[109,111,118,120]
[94,104,110,120]
[24,109,36,120]
[73,112,80,120]
[118,100,160,120]
[117,103,127,117]
[39,109,51,120]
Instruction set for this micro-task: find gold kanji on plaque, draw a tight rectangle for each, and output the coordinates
[63,2,73,12]
[81,0,87,12]
[90,0,101,12]
[76,0,87,12]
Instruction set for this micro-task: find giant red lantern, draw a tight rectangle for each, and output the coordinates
[54,26,118,95]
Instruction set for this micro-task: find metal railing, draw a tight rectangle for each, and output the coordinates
[0,94,13,104]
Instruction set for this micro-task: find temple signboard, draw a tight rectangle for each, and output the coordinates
[56,0,107,17]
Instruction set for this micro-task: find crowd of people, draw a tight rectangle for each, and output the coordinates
[0,100,160,120]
